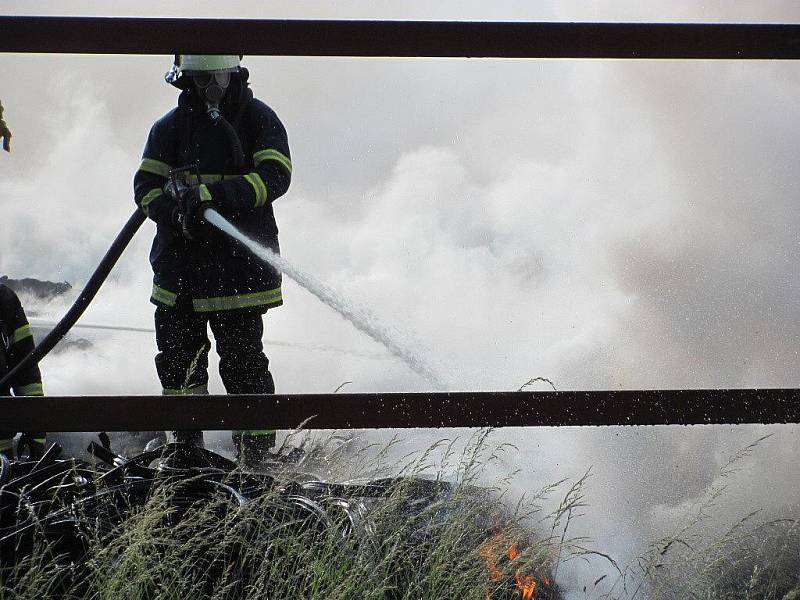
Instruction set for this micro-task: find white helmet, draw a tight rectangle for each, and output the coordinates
[165,54,240,85]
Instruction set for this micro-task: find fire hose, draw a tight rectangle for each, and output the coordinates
[0,104,249,391]
[0,202,252,393]
[0,209,146,391]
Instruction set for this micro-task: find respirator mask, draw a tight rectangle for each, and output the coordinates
[193,70,231,121]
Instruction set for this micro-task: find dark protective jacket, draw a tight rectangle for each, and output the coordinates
[0,284,44,397]
[133,71,292,312]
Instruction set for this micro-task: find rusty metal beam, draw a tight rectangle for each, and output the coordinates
[2,389,798,431]
[1,16,800,58]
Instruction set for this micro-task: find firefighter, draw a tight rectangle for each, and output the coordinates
[0,98,11,152]
[0,283,46,460]
[133,55,291,465]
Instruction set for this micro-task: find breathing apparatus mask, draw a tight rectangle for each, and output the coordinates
[165,55,241,121]
[193,70,231,121]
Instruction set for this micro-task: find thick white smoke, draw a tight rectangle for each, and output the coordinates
[2,2,800,597]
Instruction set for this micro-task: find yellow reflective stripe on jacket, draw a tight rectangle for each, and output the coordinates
[253,149,292,174]
[198,184,213,202]
[151,284,178,307]
[192,287,282,312]
[0,438,12,452]
[12,324,32,344]
[140,188,162,216]
[243,172,268,207]
[187,173,224,185]
[16,382,43,396]
[17,382,44,396]
[139,158,173,178]
[162,383,209,395]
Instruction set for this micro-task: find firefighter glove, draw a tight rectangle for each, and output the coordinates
[168,205,183,234]
[162,178,191,235]
[181,184,215,240]
[0,123,10,153]
[163,178,186,202]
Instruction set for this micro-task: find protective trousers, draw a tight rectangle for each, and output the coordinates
[154,301,276,455]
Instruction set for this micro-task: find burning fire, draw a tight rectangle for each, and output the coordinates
[480,528,549,599]
[508,544,537,599]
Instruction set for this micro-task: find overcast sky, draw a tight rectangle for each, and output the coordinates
[2,2,800,597]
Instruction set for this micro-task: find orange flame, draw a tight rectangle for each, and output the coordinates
[480,533,546,599]
[515,573,537,599]
[479,532,505,582]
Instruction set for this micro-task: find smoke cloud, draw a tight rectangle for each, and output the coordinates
[2,2,800,597]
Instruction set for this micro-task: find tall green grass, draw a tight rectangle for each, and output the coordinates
[596,434,800,600]
[6,431,796,599]
[0,431,569,599]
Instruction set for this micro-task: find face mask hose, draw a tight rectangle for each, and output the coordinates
[0,210,146,392]
[193,71,245,170]
[215,114,245,170]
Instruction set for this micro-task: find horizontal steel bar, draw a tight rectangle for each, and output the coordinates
[2,17,800,59]
[1,389,798,431]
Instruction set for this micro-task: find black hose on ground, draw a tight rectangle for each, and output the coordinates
[0,209,146,392]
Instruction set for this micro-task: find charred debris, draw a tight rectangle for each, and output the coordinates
[0,440,562,599]
[0,276,72,303]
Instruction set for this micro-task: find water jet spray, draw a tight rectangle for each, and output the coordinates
[0,204,448,392]
[203,207,449,390]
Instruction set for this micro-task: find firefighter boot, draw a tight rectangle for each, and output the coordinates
[144,431,169,452]
[158,430,205,470]
[234,431,276,469]
[172,430,205,448]
[16,433,45,461]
